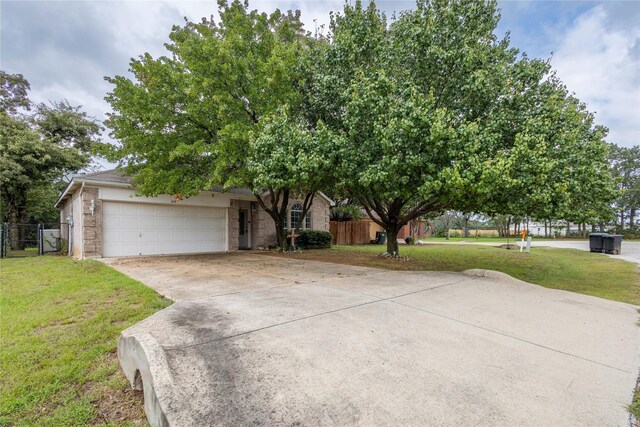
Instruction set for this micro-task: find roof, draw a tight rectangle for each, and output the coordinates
[75,169,131,184]
[56,169,334,208]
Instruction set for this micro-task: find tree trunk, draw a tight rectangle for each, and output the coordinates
[8,208,26,250]
[565,220,570,237]
[385,224,400,255]
[463,216,469,238]
[253,188,291,251]
[275,223,288,250]
[544,220,548,238]
[621,210,625,229]
[631,209,636,228]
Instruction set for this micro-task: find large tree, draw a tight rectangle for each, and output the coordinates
[609,144,640,229]
[303,0,613,254]
[0,71,101,247]
[105,1,331,249]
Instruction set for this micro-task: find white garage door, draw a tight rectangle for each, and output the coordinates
[102,202,227,257]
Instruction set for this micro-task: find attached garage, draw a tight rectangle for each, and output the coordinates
[102,202,227,257]
[55,169,333,259]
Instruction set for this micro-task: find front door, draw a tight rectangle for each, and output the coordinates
[238,209,249,249]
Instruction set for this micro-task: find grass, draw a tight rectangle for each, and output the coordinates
[630,387,640,424]
[0,256,171,426]
[269,244,640,305]
[420,236,585,243]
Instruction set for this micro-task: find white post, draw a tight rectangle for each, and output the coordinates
[526,236,532,253]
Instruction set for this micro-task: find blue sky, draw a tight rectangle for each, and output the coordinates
[1,0,638,149]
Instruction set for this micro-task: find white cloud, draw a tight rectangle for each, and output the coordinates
[551,5,640,148]
[3,0,637,152]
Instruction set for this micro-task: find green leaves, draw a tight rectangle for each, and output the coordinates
[248,109,335,195]
[105,1,310,198]
[0,72,101,223]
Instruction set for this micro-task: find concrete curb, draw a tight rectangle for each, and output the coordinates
[118,331,173,427]
[462,269,526,285]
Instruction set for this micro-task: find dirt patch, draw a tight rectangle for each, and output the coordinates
[85,351,147,426]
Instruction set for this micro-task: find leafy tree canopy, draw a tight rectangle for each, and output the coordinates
[0,71,101,228]
[303,0,614,254]
[105,0,334,248]
[609,144,640,227]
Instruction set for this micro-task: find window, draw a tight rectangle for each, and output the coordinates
[305,211,312,229]
[290,203,303,229]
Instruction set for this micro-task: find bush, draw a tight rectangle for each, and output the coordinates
[405,236,414,244]
[620,227,640,240]
[287,230,332,249]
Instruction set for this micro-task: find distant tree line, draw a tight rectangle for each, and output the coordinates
[0,71,102,248]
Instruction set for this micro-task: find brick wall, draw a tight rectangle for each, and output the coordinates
[228,199,240,251]
[81,187,102,258]
[254,206,276,249]
[252,195,332,249]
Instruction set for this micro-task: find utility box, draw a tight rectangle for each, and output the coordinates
[589,233,608,252]
[603,234,623,255]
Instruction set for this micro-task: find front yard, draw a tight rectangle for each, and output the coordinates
[269,244,640,306]
[0,256,171,426]
[2,246,638,425]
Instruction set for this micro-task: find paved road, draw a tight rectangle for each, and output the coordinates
[106,254,640,426]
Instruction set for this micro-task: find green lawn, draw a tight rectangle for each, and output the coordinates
[273,244,640,305]
[0,256,171,426]
[420,236,584,243]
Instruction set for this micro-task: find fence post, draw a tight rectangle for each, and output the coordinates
[38,223,44,255]
[0,223,6,258]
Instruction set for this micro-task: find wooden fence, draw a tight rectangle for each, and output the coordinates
[330,220,371,245]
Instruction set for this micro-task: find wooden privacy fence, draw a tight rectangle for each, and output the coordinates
[330,220,371,245]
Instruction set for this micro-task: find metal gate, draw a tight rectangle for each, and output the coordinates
[0,223,64,258]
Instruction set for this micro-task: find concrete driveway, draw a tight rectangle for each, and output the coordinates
[105,253,640,426]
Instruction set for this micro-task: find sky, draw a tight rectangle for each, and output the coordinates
[1,0,639,152]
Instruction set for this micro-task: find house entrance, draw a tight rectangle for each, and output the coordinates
[238,209,250,249]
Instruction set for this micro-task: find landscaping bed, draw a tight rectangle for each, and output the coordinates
[0,256,171,426]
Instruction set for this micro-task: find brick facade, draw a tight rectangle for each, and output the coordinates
[251,196,332,249]
[81,187,103,257]
[228,199,240,252]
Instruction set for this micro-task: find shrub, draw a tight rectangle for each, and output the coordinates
[620,227,640,240]
[287,230,332,249]
[405,236,414,244]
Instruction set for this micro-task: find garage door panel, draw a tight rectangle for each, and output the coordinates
[103,202,227,257]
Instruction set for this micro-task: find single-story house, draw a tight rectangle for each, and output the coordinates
[55,170,332,259]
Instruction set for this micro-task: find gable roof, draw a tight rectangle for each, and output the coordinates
[74,169,131,184]
[55,169,334,208]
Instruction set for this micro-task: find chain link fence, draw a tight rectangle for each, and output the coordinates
[0,223,66,258]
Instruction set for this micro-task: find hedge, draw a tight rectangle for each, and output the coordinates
[286,230,332,249]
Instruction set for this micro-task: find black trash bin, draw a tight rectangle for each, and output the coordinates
[589,233,609,252]
[375,231,387,245]
[603,234,623,255]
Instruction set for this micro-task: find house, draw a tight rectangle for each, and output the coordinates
[55,170,332,258]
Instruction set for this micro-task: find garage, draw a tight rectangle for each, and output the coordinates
[102,202,227,257]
